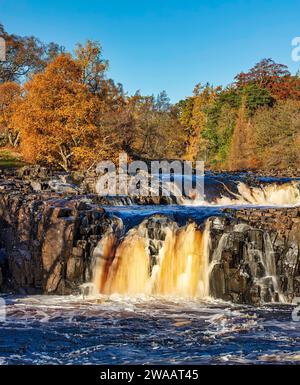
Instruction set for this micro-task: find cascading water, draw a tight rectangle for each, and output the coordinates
[92,232,118,294]
[152,222,209,297]
[187,180,300,206]
[261,233,285,303]
[207,217,286,304]
[92,219,211,298]
[89,174,300,303]
[96,172,300,207]
[90,215,287,303]
[2,171,299,365]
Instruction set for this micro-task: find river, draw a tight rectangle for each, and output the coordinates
[1,172,300,364]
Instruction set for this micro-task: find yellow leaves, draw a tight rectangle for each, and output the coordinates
[2,40,183,169]
[13,55,92,168]
[10,51,128,170]
[182,84,218,161]
[0,81,22,146]
[75,41,109,92]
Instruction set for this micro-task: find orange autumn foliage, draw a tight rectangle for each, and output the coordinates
[0,82,22,147]
[228,100,260,170]
[13,53,128,170]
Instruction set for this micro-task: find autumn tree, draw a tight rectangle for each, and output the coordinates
[235,58,290,88]
[75,40,124,103]
[178,83,219,161]
[252,99,300,169]
[130,92,184,159]
[235,58,300,100]
[13,52,129,170]
[74,40,135,162]
[0,23,64,83]
[4,18,300,173]
[227,96,259,170]
[0,81,22,147]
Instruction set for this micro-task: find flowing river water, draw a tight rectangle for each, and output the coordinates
[1,173,300,364]
[0,296,299,364]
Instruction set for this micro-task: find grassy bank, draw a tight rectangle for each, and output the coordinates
[0,149,26,168]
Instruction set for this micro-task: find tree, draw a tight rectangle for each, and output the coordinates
[203,102,237,164]
[0,81,22,147]
[155,90,171,112]
[228,97,259,170]
[13,54,128,170]
[178,83,219,161]
[130,92,185,159]
[241,84,274,115]
[252,99,300,169]
[0,23,64,83]
[235,58,290,89]
[75,40,123,103]
[235,58,300,100]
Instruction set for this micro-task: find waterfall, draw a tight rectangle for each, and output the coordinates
[228,181,300,206]
[92,232,118,294]
[92,218,211,298]
[187,181,300,206]
[262,233,285,303]
[208,221,286,304]
[96,178,300,207]
[105,230,150,295]
[90,213,287,303]
[152,222,209,297]
[208,233,231,275]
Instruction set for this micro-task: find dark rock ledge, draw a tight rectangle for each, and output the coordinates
[0,167,299,305]
[0,174,119,294]
[209,208,300,304]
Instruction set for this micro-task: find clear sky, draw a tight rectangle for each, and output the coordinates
[1,0,300,102]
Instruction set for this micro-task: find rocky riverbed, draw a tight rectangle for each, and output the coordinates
[0,166,300,306]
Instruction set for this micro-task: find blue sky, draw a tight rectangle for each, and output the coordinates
[1,0,300,102]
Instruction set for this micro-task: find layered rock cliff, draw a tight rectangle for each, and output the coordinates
[0,175,120,294]
[209,208,300,304]
[0,168,300,305]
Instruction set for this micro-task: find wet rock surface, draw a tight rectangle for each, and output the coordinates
[0,168,118,294]
[0,166,300,304]
[209,208,300,304]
